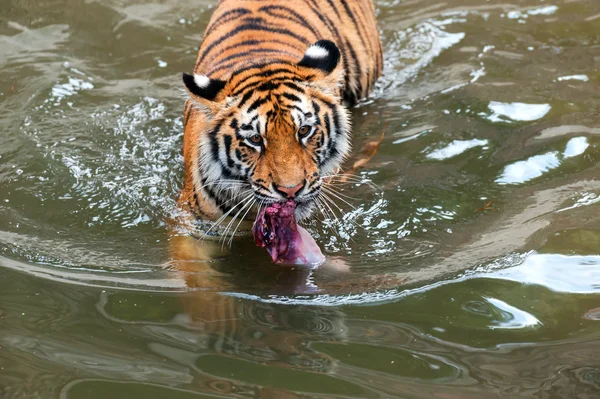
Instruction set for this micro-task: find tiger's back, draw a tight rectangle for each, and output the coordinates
[195,0,382,104]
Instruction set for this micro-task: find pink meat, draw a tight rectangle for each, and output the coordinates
[252,200,325,266]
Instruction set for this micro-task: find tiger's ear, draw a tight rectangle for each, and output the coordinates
[298,40,340,73]
[182,73,226,103]
[298,40,344,95]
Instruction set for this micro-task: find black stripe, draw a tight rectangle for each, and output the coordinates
[248,97,269,112]
[258,5,320,38]
[312,100,321,114]
[200,177,225,212]
[291,105,304,114]
[198,24,310,65]
[238,91,255,108]
[232,68,298,96]
[238,141,254,150]
[208,122,223,163]
[346,1,374,87]
[235,148,244,161]
[208,49,292,75]
[282,81,305,93]
[340,0,367,49]
[282,92,301,103]
[329,108,342,160]
[232,66,294,89]
[324,0,341,17]
[323,113,332,164]
[223,134,235,168]
[312,100,321,125]
[229,118,242,140]
[344,38,363,103]
[339,1,369,99]
[205,7,251,32]
[183,100,193,125]
[192,191,201,213]
[256,81,281,92]
[219,38,304,57]
[234,75,303,98]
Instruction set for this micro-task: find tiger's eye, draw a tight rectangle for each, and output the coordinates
[298,125,312,137]
[249,134,262,144]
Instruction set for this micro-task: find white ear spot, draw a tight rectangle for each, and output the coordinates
[305,45,329,59]
[193,74,211,89]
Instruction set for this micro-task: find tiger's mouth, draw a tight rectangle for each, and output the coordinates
[253,188,320,223]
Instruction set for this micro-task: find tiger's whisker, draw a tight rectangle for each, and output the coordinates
[201,191,254,239]
[320,192,365,232]
[318,193,342,224]
[228,198,256,247]
[315,197,342,240]
[321,186,358,210]
[319,194,361,241]
[220,195,255,248]
[321,185,360,201]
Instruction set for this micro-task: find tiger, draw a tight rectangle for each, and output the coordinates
[165,2,388,385]
[171,0,382,280]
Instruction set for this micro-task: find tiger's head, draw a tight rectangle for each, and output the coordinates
[183,40,350,221]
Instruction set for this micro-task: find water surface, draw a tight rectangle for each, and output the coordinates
[1,0,600,397]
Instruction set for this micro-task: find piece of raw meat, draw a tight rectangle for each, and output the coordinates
[252,200,325,266]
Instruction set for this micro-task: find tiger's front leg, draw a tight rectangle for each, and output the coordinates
[167,211,253,290]
[168,233,233,290]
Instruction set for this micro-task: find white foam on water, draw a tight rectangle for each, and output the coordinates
[426,139,488,160]
[376,21,465,97]
[506,11,527,20]
[528,5,559,16]
[496,152,561,185]
[484,101,551,123]
[557,192,600,213]
[557,74,589,82]
[506,5,558,20]
[51,77,94,100]
[563,136,589,158]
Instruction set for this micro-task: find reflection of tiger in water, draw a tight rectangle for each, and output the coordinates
[179,0,382,229]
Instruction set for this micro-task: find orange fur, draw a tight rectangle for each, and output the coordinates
[178,0,382,223]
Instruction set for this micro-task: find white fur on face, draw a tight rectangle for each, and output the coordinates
[305,45,329,59]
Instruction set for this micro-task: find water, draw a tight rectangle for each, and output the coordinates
[1,0,600,397]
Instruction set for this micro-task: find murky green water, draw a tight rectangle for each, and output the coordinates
[2,0,600,397]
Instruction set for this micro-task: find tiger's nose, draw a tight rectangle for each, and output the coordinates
[275,182,304,199]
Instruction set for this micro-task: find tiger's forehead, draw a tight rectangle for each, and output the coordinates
[237,91,313,128]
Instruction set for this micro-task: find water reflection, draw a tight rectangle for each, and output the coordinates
[488,253,600,294]
[93,280,469,397]
[483,101,551,123]
[2,0,600,397]
[6,248,600,398]
[496,136,590,184]
[425,139,488,160]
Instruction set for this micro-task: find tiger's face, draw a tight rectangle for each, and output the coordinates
[183,41,351,220]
